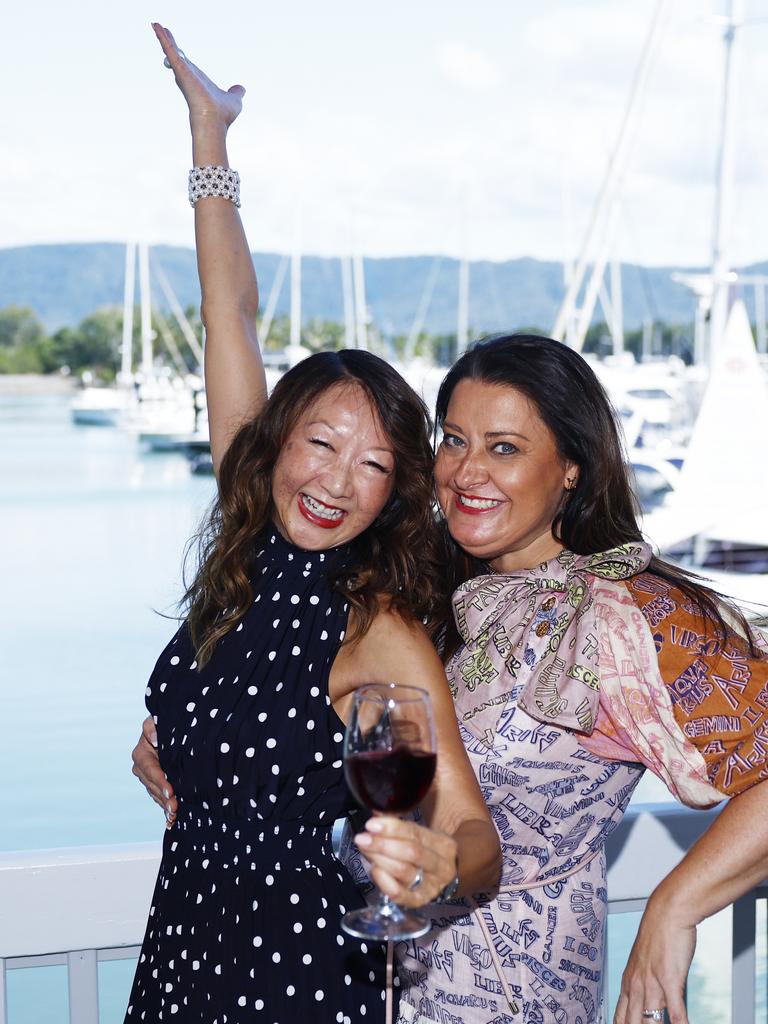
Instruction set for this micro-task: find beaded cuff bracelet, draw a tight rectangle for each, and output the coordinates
[188,166,241,208]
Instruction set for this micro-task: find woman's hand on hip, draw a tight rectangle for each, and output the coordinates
[613,893,695,1024]
[354,816,457,908]
[131,715,178,829]
[151,23,245,132]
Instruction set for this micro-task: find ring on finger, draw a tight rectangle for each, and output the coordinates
[408,867,424,891]
[163,49,187,69]
[641,1011,665,1021]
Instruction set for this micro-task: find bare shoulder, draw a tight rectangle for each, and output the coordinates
[329,605,449,722]
[340,605,443,681]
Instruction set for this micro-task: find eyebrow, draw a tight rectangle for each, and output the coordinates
[443,421,531,443]
[306,420,394,454]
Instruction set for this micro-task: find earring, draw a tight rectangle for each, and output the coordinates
[565,478,576,491]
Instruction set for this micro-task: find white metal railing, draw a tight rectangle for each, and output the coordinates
[0,804,765,1023]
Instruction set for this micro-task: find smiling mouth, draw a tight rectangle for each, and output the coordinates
[298,493,347,528]
[454,493,503,513]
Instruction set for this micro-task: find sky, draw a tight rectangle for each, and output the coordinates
[2,0,768,268]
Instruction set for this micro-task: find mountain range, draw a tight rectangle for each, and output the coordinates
[1,243,766,337]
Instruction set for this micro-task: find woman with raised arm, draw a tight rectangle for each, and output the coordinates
[132,25,768,1024]
[123,25,500,1024]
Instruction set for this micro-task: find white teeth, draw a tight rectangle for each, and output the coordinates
[302,494,344,520]
[458,495,501,510]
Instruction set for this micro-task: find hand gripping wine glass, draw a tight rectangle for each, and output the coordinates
[342,682,437,941]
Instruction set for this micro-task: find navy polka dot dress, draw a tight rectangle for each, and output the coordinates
[125,528,392,1023]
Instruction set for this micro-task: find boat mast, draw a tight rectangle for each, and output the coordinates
[457,258,469,357]
[551,0,669,347]
[456,185,470,357]
[290,210,302,348]
[404,256,443,363]
[353,252,368,351]
[150,253,204,368]
[259,255,289,347]
[120,242,136,382]
[708,0,742,364]
[138,242,153,377]
[340,255,355,348]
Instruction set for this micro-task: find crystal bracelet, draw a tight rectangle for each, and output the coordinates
[188,166,241,208]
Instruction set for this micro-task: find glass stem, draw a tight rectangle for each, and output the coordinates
[376,892,403,920]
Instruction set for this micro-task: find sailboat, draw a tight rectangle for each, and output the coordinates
[70,243,140,427]
[642,299,768,603]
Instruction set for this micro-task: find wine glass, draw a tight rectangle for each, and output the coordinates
[341,682,437,941]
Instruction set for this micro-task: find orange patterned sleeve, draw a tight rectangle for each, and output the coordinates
[626,573,768,797]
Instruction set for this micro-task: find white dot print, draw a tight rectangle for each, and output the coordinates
[130,527,384,1018]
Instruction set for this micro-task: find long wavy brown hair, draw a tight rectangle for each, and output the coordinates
[435,333,765,659]
[184,350,444,667]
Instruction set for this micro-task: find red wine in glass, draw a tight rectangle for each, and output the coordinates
[341,682,437,942]
[346,747,436,814]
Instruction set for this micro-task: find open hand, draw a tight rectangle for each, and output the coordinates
[614,894,696,1024]
[152,23,245,130]
[354,816,458,908]
[131,715,178,828]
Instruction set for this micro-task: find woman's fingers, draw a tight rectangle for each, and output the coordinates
[131,723,178,827]
[151,22,181,70]
[620,974,675,1024]
[354,816,457,907]
[151,22,245,127]
[365,853,438,906]
[613,909,695,1024]
[141,714,158,748]
[620,972,688,1024]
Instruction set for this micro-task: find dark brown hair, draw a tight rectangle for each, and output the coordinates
[184,350,443,666]
[435,333,763,657]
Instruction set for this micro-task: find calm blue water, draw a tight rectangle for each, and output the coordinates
[1,395,216,1024]
[1,395,762,1023]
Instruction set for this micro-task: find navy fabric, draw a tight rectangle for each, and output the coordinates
[125,528,390,1022]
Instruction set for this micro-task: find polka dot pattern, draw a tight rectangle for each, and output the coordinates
[129,527,391,1020]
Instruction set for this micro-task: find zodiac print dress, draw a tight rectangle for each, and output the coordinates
[396,545,768,1024]
[125,528,391,1023]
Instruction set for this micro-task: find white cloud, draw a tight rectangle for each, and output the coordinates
[1,0,767,269]
[436,42,503,93]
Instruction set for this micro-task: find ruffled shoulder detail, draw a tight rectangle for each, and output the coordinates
[625,573,768,798]
[581,578,723,808]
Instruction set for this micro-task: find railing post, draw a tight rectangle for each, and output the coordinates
[67,949,99,1024]
[0,958,7,1024]
[731,894,756,1023]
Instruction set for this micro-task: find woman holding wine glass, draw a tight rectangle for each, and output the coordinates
[132,21,768,1024]
[123,24,500,1024]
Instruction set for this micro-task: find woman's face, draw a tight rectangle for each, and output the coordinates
[434,379,577,572]
[271,383,396,550]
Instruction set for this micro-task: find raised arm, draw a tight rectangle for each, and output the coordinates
[331,610,502,907]
[152,24,267,473]
[614,779,768,1024]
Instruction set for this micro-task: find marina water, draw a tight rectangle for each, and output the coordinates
[2,394,763,1023]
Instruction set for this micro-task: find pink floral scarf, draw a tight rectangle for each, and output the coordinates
[450,542,652,747]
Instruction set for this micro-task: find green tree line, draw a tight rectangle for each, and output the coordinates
[0,304,211,380]
[0,303,697,379]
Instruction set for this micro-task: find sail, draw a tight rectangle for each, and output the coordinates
[643,299,768,549]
